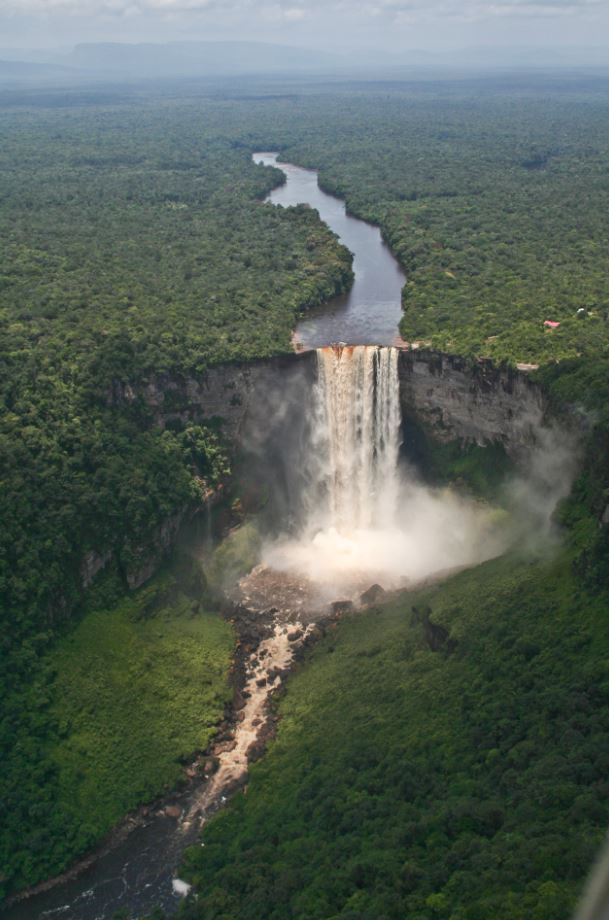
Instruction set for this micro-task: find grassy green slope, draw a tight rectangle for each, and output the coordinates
[182,551,609,919]
[2,571,233,896]
[50,582,232,847]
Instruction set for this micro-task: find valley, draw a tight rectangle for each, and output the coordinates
[2,78,609,920]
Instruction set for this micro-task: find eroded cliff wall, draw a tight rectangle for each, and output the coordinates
[100,348,550,590]
[109,352,317,442]
[397,350,545,456]
[111,349,544,455]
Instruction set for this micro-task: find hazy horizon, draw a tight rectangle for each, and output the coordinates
[2,0,609,69]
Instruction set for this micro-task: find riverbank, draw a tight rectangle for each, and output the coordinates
[254,152,406,349]
[5,575,336,919]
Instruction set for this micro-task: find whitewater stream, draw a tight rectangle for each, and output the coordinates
[6,158,408,919]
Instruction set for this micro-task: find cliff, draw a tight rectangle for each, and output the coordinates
[109,349,546,456]
[397,350,546,457]
[108,352,317,443]
[96,348,557,591]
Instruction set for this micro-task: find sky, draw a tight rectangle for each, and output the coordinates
[1,0,609,55]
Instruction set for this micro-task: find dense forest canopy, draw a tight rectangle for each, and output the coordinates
[3,75,609,908]
[224,87,609,367]
[181,551,609,919]
[0,94,352,898]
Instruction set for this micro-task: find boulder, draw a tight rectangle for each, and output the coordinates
[246,738,267,762]
[214,739,237,755]
[223,774,248,797]
[331,600,354,615]
[411,604,455,653]
[233,692,246,711]
[360,583,386,605]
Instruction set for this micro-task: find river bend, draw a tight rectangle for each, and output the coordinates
[254,152,406,347]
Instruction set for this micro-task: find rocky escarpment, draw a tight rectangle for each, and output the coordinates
[109,349,546,457]
[107,352,317,442]
[80,504,200,592]
[88,354,316,591]
[397,350,546,457]
[94,348,557,593]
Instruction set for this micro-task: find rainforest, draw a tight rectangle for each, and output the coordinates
[2,73,609,920]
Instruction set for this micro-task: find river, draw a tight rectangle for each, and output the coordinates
[253,152,405,348]
[4,155,406,920]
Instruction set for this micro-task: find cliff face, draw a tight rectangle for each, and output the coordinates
[111,349,545,456]
[100,354,316,589]
[98,348,553,591]
[397,350,546,457]
[109,352,317,443]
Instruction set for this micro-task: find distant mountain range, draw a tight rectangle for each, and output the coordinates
[66,41,338,76]
[0,40,608,88]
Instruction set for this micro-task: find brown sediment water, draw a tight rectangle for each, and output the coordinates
[182,619,310,831]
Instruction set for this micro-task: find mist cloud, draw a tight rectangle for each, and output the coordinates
[1,0,604,19]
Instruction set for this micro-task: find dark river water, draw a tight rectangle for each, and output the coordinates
[253,152,405,347]
[3,806,204,920]
[3,156,406,920]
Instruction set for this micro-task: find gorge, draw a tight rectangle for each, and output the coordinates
[5,154,579,920]
[4,82,609,920]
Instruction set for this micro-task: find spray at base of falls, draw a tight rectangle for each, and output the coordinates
[263,345,508,601]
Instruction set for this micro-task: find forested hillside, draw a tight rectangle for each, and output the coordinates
[0,98,352,898]
[182,546,609,919]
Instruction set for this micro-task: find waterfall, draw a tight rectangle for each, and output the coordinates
[308,345,401,533]
[262,342,506,601]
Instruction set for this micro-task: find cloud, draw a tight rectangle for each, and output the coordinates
[0,0,232,12]
[0,0,603,16]
[283,7,306,20]
[376,0,605,17]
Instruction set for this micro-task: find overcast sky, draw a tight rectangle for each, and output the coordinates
[1,0,609,53]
